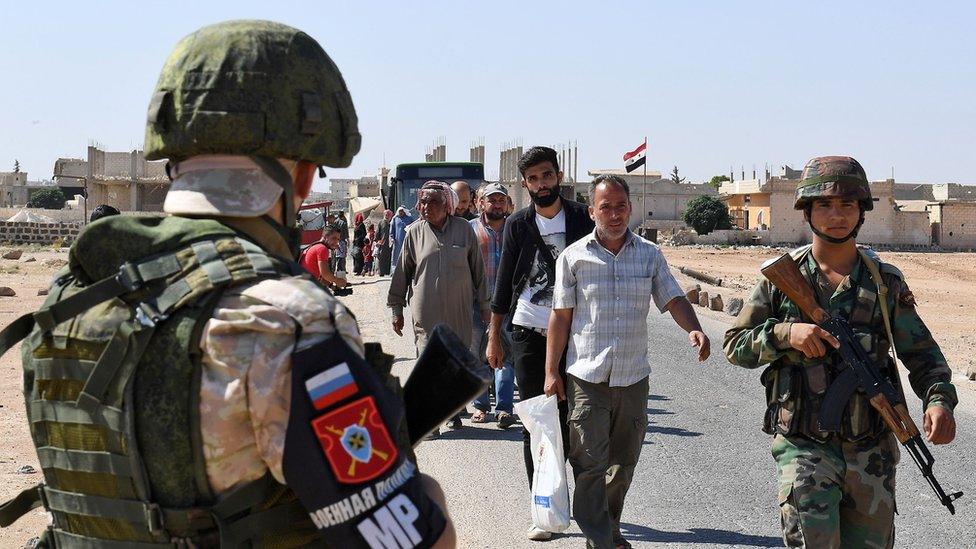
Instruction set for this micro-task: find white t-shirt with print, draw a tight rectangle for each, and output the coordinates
[512,208,567,330]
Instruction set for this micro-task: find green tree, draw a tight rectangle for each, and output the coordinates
[669,166,685,184]
[682,195,733,235]
[707,174,730,190]
[27,188,67,209]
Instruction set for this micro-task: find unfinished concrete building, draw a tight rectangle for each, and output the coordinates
[50,146,169,212]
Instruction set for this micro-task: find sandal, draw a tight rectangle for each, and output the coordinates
[471,410,488,423]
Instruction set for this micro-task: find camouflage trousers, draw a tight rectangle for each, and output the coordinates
[771,433,900,549]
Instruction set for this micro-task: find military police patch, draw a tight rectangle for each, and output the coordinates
[283,334,446,547]
[312,396,399,484]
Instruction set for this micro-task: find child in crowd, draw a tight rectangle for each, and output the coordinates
[363,223,376,276]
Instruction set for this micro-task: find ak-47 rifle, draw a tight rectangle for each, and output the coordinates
[761,253,963,515]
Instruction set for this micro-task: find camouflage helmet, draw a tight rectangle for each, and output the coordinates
[144,20,361,167]
[794,156,873,211]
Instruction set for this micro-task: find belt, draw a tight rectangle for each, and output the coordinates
[516,324,548,337]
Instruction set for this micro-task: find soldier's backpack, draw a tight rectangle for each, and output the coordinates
[0,215,329,547]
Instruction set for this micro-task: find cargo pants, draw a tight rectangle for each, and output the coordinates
[772,433,900,549]
[568,375,649,549]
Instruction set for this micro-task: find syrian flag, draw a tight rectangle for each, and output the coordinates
[623,140,647,173]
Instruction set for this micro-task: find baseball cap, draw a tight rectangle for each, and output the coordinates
[480,182,508,197]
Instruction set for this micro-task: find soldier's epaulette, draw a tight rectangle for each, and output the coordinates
[857,245,881,264]
[878,262,904,280]
[788,244,812,261]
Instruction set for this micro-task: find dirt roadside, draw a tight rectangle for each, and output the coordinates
[0,244,973,546]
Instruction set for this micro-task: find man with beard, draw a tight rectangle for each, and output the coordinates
[486,146,594,541]
[469,183,517,428]
[388,181,490,432]
[299,224,349,289]
[545,175,709,549]
[451,180,477,220]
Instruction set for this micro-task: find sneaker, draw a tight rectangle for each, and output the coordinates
[496,411,516,429]
[471,410,488,423]
[526,526,552,541]
[448,415,463,430]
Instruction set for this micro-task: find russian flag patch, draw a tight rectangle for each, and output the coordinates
[305,363,359,410]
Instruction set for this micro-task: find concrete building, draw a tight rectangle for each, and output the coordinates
[326,176,381,210]
[81,147,169,212]
[721,177,932,246]
[0,171,29,206]
[43,147,169,212]
[0,171,68,207]
[933,183,976,202]
[328,178,354,199]
[930,201,976,249]
[349,178,379,198]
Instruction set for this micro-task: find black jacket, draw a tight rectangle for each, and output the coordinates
[490,198,595,317]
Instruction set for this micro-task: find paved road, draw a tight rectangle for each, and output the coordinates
[348,276,976,549]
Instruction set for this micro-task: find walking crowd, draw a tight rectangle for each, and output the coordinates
[299,147,713,548]
[300,147,961,549]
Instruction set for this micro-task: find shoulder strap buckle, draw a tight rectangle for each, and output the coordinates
[135,304,160,328]
[117,262,144,293]
[145,502,165,536]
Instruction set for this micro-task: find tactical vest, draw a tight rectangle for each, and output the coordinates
[761,245,903,443]
[0,216,329,548]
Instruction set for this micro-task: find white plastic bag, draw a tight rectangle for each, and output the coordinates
[513,394,570,532]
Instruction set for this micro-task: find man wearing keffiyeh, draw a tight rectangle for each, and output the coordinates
[387,180,490,433]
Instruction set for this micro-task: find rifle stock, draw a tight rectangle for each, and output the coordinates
[760,254,830,325]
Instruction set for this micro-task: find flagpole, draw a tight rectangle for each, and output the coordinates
[642,136,647,228]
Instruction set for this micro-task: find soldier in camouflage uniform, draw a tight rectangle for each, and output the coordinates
[724,156,957,548]
[0,20,455,548]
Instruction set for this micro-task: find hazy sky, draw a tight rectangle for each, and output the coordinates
[2,1,973,190]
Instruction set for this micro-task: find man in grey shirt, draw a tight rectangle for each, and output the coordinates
[545,174,710,549]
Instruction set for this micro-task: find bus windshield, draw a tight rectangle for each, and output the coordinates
[391,162,484,214]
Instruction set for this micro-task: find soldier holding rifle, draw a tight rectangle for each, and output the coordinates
[724,156,958,548]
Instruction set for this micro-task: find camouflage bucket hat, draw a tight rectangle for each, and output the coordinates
[794,156,873,210]
[145,20,361,168]
[163,156,283,217]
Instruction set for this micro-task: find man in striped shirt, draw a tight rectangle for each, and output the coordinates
[469,183,516,427]
[545,174,710,549]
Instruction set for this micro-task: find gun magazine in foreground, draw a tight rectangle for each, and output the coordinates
[762,252,963,515]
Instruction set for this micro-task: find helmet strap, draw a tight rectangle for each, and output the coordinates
[250,156,300,259]
[259,214,302,259]
[805,206,865,244]
[249,156,297,228]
